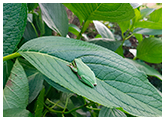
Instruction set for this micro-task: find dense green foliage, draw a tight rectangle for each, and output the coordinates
[3,3,162,117]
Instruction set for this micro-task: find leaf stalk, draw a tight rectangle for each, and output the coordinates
[3,52,21,61]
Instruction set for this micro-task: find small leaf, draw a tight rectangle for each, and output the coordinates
[115,45,124,57]
[3,59,29,110]
[125,58,162,80]
[64,3,135,22]
[88,38,122,51]
[3,108,33,117]
[68,24,80,36]
[35,87,45,117]
[99,107,127,117]
[18,36,162,116]
[118,20,130,35]
[140,8,155,18]
[133,33,143,43]
[133,28,162,35]
[130,3,140,9]
[93,20,115,39]
[137,37,162,63]
[3,3,27,56]
[39,3,68,37]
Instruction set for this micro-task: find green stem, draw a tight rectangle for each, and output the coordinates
[86,106,101,111]
[31,22,38,37]
[133,56,137,60]
[76,20,91,39]
[3,52,21,61]
[45,104,63,114]
[45,101,93,115]
[62,97,69,113]
[64,102,93,114]
[51,100,60,109]
[46,98,64,109]
[122,33,134,45]
[42,109,48,117]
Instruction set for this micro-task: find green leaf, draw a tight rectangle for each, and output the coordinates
[88,38,122,51]
[33,10,45,36]
[27,3,38,12]
[63,3,135,22]
[149,8,162,22]
[3,60,14,88]
[44,76,72,93]
[93,21,115,39]
[18,58,44,103]
[3,108,32,117]
[23,21,37,40]
[134,21,162,29]
[140,8,155,18]
[39,3,68,37]
[68,24,80,36]
[3,59,29,110]
[133,28,162,35]
[137,37,162,63]
[99,107,126,117]
[125,58,162,80]
[18,36,162,117]
[3,3,27,56]
[130,3,140,9]
[35,87,45,117]
[133,33,143,43]
[115,45,124,57]
[118,20,130,35]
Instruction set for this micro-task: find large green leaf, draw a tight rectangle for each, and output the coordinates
[3,59,29,110]
[149,8,162,22]
[3,3,27,56]
[63,3,135,22]
[134,21,162,29]
[140,8,155,18]
[3,108,32,117]
[125,58,162,80]
[99,107,126,117]
[18,36,161,117]
[39,3,68,37]
[137,37,162,63]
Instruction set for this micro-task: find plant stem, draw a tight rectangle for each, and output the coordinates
[64,102,93,114]
[45,104,63,114]
[62,97,69,113]
[122,33,134,45]
[133,56,137,60]
[76,20,91,39]
[46,98,64,109]
[45,101,93,115]
[3,52,21,61]
[86,106,101,111]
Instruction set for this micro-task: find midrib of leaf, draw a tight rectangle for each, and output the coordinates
[85,3,122,21]
[85,3,102,21]
[19,50,161,116]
